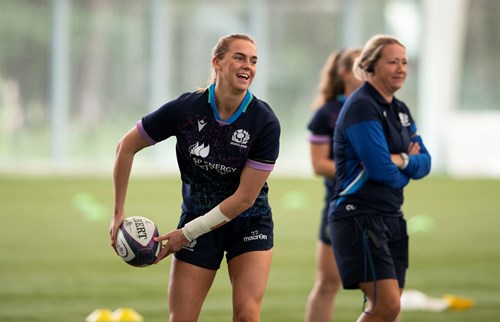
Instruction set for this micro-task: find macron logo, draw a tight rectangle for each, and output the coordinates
[198,120,207,131]
[243,230,268,242]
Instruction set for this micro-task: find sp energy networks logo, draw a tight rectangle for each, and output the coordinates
[231,129,250,148]
[189,142,210,158]
[189,141,237,175]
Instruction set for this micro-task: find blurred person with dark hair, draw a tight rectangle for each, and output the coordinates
[110,34,280,322]
[305,48,362,322]
[328,34,431,322]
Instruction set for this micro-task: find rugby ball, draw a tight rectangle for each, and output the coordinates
[116,216,160,267]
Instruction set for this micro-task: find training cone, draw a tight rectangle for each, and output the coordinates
[442,294,475,311]
[86,309,114,322]
[111,308,144,322]
[400,289,449,312]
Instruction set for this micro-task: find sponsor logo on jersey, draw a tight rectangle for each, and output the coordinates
[231,129,250,148]
[192,158,238,174]
[182,239,197,252]
[189,141,238,174]
[243,230,268,242]
[189,142,210,158]
[197,119,207,131]
[398,112,411,127]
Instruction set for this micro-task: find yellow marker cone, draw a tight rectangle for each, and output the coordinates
[86,309,114,322]
[112,308,144,322]
[442,294,475,311]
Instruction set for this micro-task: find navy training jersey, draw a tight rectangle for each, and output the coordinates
[137,87,281,217]
[329,82,431,220]
[307,96,345,198]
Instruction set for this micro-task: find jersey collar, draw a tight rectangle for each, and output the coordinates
[208,83,253,124]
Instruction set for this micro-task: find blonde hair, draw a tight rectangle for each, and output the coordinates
[311,48,361,110]
[353,34,405,80]
[198,34,256,92]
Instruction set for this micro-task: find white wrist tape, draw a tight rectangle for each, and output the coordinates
[181,205,232,241]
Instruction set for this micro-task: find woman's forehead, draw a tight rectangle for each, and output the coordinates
[381,43,406,58]
[228,39,257,55]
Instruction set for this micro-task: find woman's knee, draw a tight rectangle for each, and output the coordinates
[315,276,341,295]
[369,299,400,321]
[233,307,260,322]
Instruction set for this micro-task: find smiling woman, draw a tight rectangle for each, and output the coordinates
[110,33,281,322]
[205,35,257,87]
[208,35,259,119]
[328,34,431,322]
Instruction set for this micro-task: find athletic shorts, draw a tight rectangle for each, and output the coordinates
[174,211,274,270]
[329,214,409,290]
[318,203,332,244]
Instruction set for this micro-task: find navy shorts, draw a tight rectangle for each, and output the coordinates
[329,214,409,290]
[318,203,332,244]
[174,212,274,270]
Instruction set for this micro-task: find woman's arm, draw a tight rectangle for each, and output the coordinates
[310,142,336,178]
[402,135,432,179]
[346,120,410,189]
[219,165,271,217]
[154,165,271,263]
[110,127,152,253]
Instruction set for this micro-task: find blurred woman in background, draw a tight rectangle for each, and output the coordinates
[305,48,362,322]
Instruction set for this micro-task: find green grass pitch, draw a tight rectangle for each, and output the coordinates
[0,175,499,321]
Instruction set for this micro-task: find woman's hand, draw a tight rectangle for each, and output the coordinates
[407,141,421,155]
[109,213,125,255]
[391,141,422,167]
[153,229,190,264]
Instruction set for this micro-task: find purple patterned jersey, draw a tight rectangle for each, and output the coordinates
[137,87,280,217]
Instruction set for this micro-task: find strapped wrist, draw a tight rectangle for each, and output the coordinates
[181,205,232,241]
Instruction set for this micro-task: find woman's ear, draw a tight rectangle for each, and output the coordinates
[212,56,220,72]
[365,62,375,73]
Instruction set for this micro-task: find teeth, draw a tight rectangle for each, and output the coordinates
[237,74,249,79]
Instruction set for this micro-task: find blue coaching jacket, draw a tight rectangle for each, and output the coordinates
[328,82,431,220]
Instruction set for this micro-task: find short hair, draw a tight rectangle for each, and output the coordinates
[353,34,405,80]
